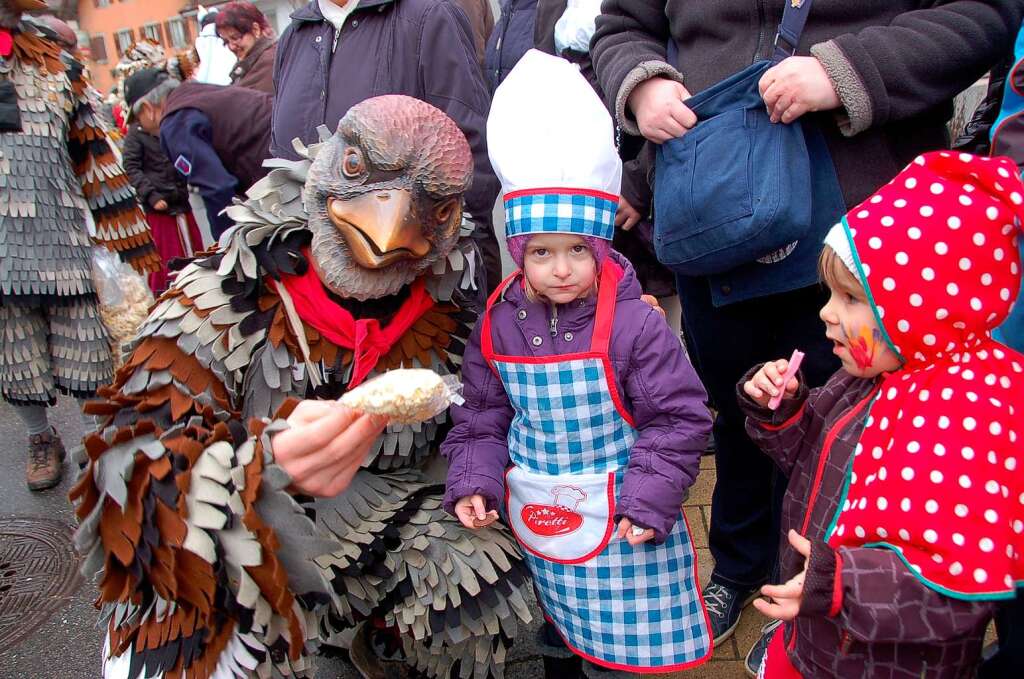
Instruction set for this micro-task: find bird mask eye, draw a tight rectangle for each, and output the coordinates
[342,147,365,178]
[433,198,458,227]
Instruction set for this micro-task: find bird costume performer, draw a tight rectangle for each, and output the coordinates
[0,0,158,489]
[71,95,532,679]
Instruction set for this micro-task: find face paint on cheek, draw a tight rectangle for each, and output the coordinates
[841,323,881,371]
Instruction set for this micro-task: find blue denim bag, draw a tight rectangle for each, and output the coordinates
[653,0,844,278]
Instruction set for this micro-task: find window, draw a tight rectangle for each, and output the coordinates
[114,29,133,58]
[89,35,108,64]
[141,23,162,44]
[167,17,188,49]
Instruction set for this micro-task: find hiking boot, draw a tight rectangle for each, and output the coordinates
[744,619,782,677]
[26,428,65,491]
[702,581,759,645]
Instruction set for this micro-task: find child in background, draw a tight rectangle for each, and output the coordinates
[442,51,713,677]
[740,151,1024,678]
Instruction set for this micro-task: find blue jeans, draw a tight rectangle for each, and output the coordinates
[676,278,838,589]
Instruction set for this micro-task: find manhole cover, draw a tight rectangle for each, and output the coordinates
[0,516,82,651]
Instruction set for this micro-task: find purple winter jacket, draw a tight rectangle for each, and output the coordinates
[442,252,711,542]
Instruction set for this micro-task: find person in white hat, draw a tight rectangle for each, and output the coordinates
[443,50,714,677]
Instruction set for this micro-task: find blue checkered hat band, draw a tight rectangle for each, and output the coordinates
[504,191,617,240]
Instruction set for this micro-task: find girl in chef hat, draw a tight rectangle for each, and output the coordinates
[442,50,714,677]
[741,151,1024,678]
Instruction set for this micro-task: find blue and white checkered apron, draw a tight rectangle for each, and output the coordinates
[481,262,712,672]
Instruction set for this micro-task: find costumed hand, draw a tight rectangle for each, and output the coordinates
[152,199,169,212]
[627,77,697,144]
[454,494,499,529]
[759,56,841,124]
[615,196,642,231]
[753,530,811,621]
[744,358,800,407]
[617,518,655,547]
[271,400,388,497]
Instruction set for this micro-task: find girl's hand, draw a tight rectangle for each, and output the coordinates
[454,494,498,529]
[627,77,697,144]
[744,358,800,407]
[271,400,388,497]
[617,518,655,546]
[753,530,812,621]
[758,56,841,124]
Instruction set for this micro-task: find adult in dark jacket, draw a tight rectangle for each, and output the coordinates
[591,0,1024,663]
[214,1,277,93]
[272,0,503,291]
[122,123,204,292]
[483,0,537,93]
[125,68,274,241]
[454,0,493,66]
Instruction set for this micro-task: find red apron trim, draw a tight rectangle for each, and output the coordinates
[270,250,435,388]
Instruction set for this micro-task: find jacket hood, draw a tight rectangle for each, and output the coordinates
[841,152,1024,369]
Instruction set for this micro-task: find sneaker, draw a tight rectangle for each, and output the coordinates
[702,581,759,645]
[26,428,65,491]
[744,619,782,678]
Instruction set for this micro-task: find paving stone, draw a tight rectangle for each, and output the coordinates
[684,467,716,506]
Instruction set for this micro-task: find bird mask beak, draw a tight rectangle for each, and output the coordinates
[12,0,48,11]
[327,190,432,269]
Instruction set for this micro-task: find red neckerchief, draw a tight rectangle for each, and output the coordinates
[0,30,13,58]
[272,251,435,387]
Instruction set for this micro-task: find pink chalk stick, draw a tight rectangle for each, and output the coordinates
[769,349,804,410]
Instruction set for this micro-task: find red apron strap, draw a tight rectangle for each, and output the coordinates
[481,269,523,362]
[589,259,622,355]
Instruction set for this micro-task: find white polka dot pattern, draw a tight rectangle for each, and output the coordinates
[828,152,1024,599]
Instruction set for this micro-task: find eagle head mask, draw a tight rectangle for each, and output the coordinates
[304,95,474,301]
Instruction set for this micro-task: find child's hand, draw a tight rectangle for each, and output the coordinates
[454,494,498,529]
[753,530,811,621]
[744,358,800,407]
[617,518,655,547]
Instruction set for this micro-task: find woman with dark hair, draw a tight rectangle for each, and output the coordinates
[214,1,276,93]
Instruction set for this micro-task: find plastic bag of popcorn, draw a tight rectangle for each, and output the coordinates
[91,246,154,367]
[340,369,464,424]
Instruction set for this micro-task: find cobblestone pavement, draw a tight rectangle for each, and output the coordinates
[0,399,765,679]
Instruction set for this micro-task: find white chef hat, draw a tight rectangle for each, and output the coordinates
[487,49,622,241]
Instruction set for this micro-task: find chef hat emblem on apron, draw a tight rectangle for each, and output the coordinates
[487,49,622,241]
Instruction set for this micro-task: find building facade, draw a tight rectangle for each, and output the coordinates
[76,0,301,94]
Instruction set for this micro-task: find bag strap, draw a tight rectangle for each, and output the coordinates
[773,0,814,62]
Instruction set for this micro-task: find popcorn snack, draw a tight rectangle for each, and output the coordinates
[91,247,155,368]
[340,369,464,424]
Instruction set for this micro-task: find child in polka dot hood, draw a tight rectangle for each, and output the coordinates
[739,151,1023,678]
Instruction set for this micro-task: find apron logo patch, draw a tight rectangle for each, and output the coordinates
[174,155,192,176]
[522,485,586,537]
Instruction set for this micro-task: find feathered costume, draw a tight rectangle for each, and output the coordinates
[0,0,159,405]
[71,95,531,679]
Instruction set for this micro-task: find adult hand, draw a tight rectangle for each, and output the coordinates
[615,196,642,231]
[152,199,169,212]
[639,294,666,318]
[753,530,812,621]
[758,56,841,124]
[271,400,388,497]
[616,517,655,546]
[744,358,800,407]
[627,77,697,144]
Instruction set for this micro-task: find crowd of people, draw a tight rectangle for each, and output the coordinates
[1,0,1024,678]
